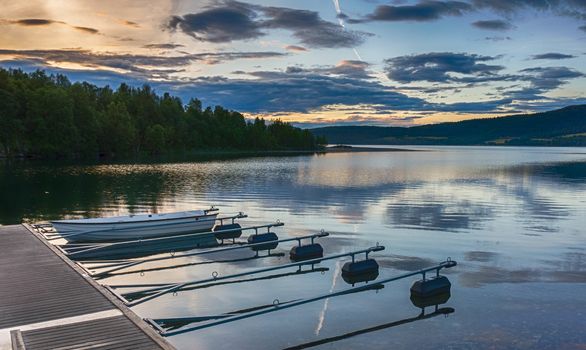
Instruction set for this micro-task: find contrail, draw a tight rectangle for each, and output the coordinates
[332,0,344,27]
[315,260,342,335]
[331,0,363,61]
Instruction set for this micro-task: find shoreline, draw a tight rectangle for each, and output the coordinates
[322,146,420,153]
[0,146,420,163]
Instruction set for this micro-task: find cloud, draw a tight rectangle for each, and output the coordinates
[168,2,264,43]
[122,20,140,28]
[470,0,586,17]
[472,19,513,31]
[521,66,584,90]
[484,36,512,41]
[351,0,586,25]
[283,60,372,79]
[532,53,576,60]
[11,18,64,26]
[168,0,370,48]
[259,5,371,48]
[4,56,584,125]
[326,60,372,79]
[173,69,429,114]
[142,43,185,49]
[2,17,100,34]
[580,25,586,32]
[505,66,584,100]
[470,0,557,13]
[0,49,286,79]
[384,52,507,83]
[284,45,308,52]
[350,1,473,22]
[73,26,99,34]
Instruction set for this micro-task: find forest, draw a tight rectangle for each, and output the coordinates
[0,68,326,159]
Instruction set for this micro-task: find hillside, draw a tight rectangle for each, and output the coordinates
[0,68,325,159]
[311,105,586,146]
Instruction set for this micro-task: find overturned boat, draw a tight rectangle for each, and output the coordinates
[51,208,219,243]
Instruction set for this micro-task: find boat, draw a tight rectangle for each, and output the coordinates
[51,208,219,243]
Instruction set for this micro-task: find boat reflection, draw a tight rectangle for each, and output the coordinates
[62,234,220,260]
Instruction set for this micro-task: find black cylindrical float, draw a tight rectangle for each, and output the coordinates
[289,243,324,262]
[213,223,243,240]
[341,258,380,284]
[247,232,279,251]
[410,291,451,308]
[410,275,451,297]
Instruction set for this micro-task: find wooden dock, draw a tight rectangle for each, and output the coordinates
[0,224,175,350]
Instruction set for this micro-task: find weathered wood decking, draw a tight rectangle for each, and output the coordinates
[0,224,175,350]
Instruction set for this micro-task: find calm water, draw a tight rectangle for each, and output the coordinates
[1,146,586,349]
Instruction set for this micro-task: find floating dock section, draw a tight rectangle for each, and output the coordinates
[0,224,175,350]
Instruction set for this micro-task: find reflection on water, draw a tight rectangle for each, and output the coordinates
[1,146,586,349]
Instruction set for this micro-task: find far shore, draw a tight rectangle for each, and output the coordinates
[322,145,420,153]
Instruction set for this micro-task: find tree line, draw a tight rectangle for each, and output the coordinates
[313,104,586,146]
[0,68,326,158]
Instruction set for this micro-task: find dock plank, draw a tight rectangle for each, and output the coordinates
[0,224,174,350]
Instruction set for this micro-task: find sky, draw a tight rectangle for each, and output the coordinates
[1,0,585,127]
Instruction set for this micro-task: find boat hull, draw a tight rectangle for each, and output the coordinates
[52,214,218,243]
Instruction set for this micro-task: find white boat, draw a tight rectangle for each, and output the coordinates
[51,209,219,243]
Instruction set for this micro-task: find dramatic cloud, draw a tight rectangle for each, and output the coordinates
[2,1,585,125]
[4,56,583,124]
[350,1,473,22]
[168,0,370,48]
[384,52,507,83]
[260,6,370,48]
[472,20,513,31]
[176,70,429,113]
[0,49,286,79]
[168,3,264,43]
[532,53,576,60]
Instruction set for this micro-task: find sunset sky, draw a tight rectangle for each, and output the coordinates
[1,0,585,127]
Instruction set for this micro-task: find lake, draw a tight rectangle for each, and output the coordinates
[1,146,585,349]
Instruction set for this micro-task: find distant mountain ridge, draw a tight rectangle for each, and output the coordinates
[311,105,586,146]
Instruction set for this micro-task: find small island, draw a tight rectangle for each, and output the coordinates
[323,144,416,152]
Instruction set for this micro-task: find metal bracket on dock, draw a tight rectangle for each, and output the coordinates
[145,258,457,336]
[85,230,329,278]
[108,245,386,307]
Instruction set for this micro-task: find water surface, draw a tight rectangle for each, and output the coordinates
[1,146,585,349]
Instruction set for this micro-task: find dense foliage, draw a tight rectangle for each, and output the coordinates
[313,105,586,146]
[0,68,325,158]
